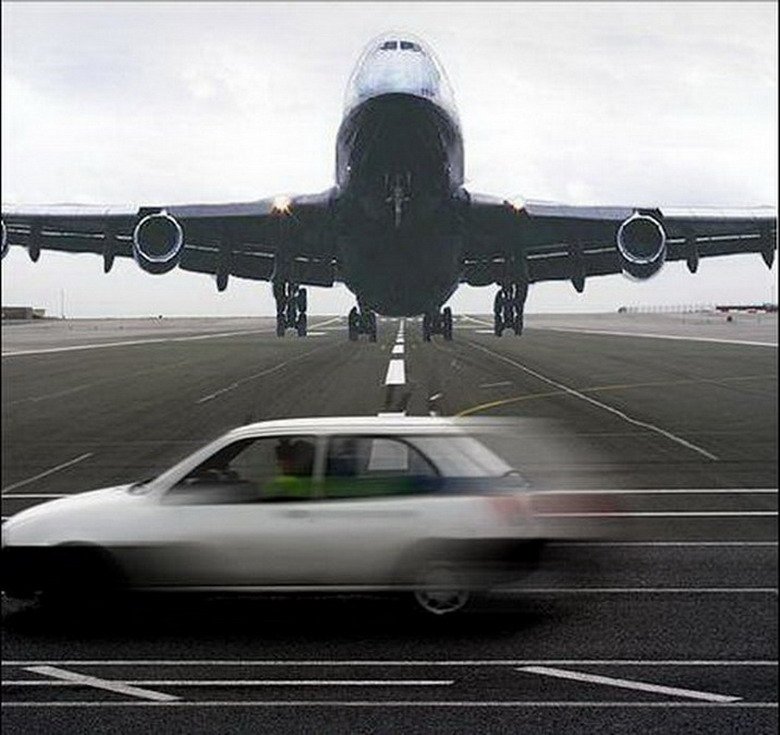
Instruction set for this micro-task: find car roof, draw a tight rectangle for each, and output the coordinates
[224,416,477,439]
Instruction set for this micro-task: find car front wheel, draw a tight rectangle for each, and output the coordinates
[413,561,470,616]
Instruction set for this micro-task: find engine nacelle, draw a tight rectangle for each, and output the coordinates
[132,212,184,274]
[616,213,667,279]
[1,220,8,259]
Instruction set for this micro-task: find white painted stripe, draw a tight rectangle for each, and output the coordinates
[1,317,342,358]
[480,381,513,388]
[540,326,778,348]
[498,587,778,594]
[4,660,775,667]
[384,359,406,385]
[377,412,406,417]
[1,453,93,494]
[467,342,720,461]
[392,344,404,355]
[429,392,443,402]
[24,665,178,702]
[2,701,775,709]
[537,511,777,517]
[519,665,741,703]
[5,679,453,687]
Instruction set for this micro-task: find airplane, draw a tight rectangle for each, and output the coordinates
[2,32,776,342]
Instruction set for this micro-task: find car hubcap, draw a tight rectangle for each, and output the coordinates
[414,564,469,615]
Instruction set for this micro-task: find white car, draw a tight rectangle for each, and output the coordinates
[3,417,549,616]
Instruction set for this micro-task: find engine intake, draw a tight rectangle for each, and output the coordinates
[616,213,666,279]
[132,212,184,274]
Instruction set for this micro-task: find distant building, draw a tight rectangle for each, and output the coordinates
[1,306,46,320]
[715,304,777,313]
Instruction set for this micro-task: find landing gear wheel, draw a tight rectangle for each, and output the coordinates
[513,312,524,336]
[442,307,453,341]
[296,313,307,337]
[368,312,378,342]
[494,314,504,337]
[296,287,307,313]
[422,314,432,342]
[348,307,359,341]
[276,315,286,337]
[413,561,470,617]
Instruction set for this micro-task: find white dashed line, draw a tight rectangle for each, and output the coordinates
[24,666,178,703]
[1,453,93,494]
[384,360,406,386]
[518,665,741,703]
[392,344,404,355]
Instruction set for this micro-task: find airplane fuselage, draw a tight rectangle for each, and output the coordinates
[334,35,466,316]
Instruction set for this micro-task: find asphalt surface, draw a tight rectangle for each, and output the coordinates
[2,313,777,733]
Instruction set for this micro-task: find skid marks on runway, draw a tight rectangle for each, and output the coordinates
[2,660,775,708]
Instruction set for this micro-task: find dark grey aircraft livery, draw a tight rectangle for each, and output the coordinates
[2,33,776,341]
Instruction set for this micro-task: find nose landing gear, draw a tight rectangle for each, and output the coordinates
[348,306,377,342]
[422,306,453,342]
[493,283,527,337]
[274,281,308,337]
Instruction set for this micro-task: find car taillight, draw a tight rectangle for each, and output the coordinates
[486,493,531,524]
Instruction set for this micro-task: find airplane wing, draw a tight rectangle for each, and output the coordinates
[1,189,339,289]
[462,193,777,290]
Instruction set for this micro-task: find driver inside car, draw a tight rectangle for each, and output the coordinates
[265,438,314,500]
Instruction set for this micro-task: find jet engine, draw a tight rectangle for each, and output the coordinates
[616,213,667,279]
[131,212,184,274]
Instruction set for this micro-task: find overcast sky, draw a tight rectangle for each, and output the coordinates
[1,1,777,317]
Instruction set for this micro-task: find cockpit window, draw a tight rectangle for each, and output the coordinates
[400,41,422,52]
[380,41,397,50]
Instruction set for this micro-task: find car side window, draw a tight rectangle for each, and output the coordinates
[165,436,316,504]
[322,436,438,500]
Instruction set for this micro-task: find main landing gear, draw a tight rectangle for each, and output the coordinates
[493,283,526,337]
[422,307,453,342]
[348,306,377,342]
[274,281,308,337]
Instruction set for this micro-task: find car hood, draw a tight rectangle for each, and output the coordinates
[2,485,134,542]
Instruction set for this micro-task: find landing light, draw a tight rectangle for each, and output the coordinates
[510,196,525,212]
[273,196,292,214]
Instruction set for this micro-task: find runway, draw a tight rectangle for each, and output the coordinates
[1,312,777,733]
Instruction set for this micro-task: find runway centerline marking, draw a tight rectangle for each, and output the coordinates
[384,359,406,385]
[24,666,178,702]
[462,341,720,461]
[1,453,93,494]
[392,344,404,355]
[518,666,741,703]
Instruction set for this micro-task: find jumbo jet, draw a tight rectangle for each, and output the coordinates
[2,32,776,341]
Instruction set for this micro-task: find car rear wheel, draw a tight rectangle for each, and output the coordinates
[413,561,470,616]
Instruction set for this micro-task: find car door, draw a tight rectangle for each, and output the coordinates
[305,435,441,585]
[145,434,324,587]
